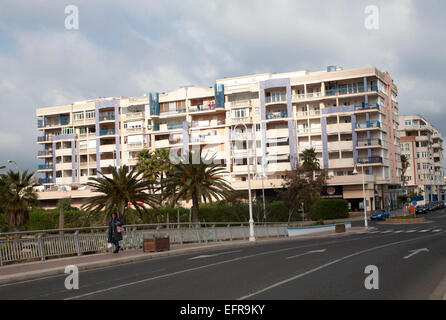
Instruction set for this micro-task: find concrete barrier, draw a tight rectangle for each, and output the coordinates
[287,222,352,237]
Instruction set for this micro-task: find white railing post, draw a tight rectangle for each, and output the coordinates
[195,224,201,243]
[227,224,232,241]
[38,234,46,261]
[132,227,137,249]
[74,230,81,256]
[213,224,218,242]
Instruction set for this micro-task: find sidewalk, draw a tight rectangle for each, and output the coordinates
[0,226,368,285]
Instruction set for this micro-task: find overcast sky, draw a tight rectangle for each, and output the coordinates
[0,0,445,172]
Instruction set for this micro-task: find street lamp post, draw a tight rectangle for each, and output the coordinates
[7,160,18,171]
[233,123,256,241]
[353,164,368,229]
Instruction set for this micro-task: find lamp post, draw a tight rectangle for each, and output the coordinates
[233,123,255,241]
[7,160,18,171]
[353,164,368,229]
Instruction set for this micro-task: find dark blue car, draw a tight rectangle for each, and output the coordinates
[370,209,391,221]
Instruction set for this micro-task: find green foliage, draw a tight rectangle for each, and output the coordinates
[308,199,349,221]
[57,197,73,211]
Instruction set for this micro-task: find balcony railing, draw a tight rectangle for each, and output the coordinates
[37,150,53,156]
[265,94,286,104]
[99,113,115,121]
[167,123,183,130]
[160,108,187,114]
[38,178,52,184]
[99,129,116,136]
[357,139,382,147]
[37,136,51,142]
[189,105,216,113]
[358,156,383,164]
[37,119,45,128]
[326,84,377,96]
[266,111,288,120]
[355,103,380,111]
[38,164,53,170]
[356,120,381,129]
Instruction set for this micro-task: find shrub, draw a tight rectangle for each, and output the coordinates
[308,199,349,221]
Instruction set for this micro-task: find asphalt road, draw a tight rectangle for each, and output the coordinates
[1,210,446,300]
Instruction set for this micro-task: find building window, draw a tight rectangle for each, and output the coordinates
[74,112,84,121]
[86,111,95,119]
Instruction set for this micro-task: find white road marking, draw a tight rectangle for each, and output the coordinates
[432,229,442,233]
[381,230,393,234]
[419,230,429,233]
[188,250,242,260]
[394,230,404,233]
[403,248,430,260]
[238,232,444,300]
[63,233,405,300]
[286,249,327,260]
[407,230,417,233]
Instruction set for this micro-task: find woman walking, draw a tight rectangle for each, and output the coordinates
[107,213,123,253]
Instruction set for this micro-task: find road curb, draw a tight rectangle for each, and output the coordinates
[0,229,366,286]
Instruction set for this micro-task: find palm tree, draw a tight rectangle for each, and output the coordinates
[137,149,172,196]
[400,154,410,191]
[301,148,320,172]
[82,165,160,223]
[164,151,234,223]
[0,170,40,232]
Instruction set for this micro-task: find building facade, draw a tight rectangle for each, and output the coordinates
[399,115,445,203]
[36,66,402,210]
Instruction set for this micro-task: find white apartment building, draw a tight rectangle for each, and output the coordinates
[36,66,402,211]
[399,115,445,203]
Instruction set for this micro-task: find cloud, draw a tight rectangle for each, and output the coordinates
[0,0,445,172]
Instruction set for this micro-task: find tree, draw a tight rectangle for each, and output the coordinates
[301,148,320,172]
[82,165,159,223]
[279,164,327,224]
[0,170,40,232]
[164,151,234,223]
[400,154,410,190]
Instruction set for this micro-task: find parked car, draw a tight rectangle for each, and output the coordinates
[415,205,428,214]
[370,209,391,221]
[427,203,437,211]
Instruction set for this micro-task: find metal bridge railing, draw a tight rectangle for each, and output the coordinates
[0,222,289,266]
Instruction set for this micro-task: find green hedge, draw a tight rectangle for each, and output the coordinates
[308,199,349,221]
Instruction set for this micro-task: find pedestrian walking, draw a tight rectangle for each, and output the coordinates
[107,213,123,253]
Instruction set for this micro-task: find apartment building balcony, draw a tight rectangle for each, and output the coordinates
[154,139,170,148]
[101,159,116,167]
[327,141,353,150]
[204,135,224,144]
[265,94,286,104]
[231,178,284,190]
[267,145,290,155]
[37,150,52,157]
[357,139,383,148]
[160,109,187,117]
[267,162,291,172]
[37,135,52,143]
[266,111,288,120]
[298,127,323,135]
[125,127,145,135]
[98,113,115,122]
[56,177,74,185]
[37,164,53,171]
[405,124,432,132]
[99,129,116,136]
[325,84,378,97]
[189,105,219,113]
[99,144,116,153]
[328,158,354,169]
[55,148,72,157]
[266,128,289,138]
[229,100,252,108]
[327,174,375,186]
[354,103,380,111]
[355,120,381,130]
[125,112,145,120]
[296,110,321,117]
[326,122,352,133]
[167,123,184,130]
[38,178,52,184]
[127,142,146,150]
[358,156,383,165]
[152,123,160,132]
[57,162,73,170]
[231,116,252,124]
[191,119,225,128]
[37,119,45,129]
